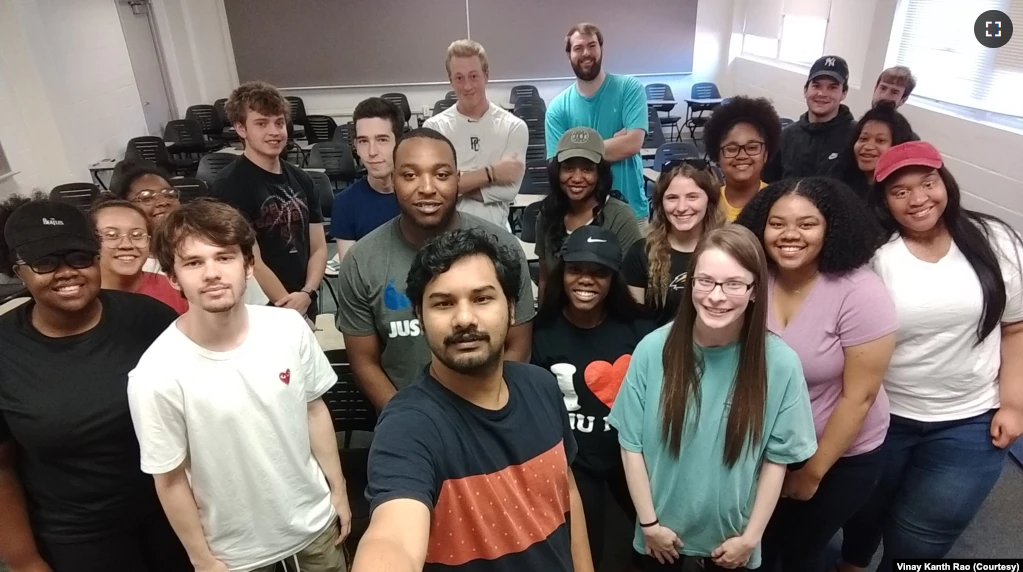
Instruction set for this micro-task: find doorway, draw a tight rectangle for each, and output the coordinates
[116,0,176,136]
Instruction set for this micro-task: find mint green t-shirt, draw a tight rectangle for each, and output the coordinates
[607,326,816,568]
[545,73,649,219]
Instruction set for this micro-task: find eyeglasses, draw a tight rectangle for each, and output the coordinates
[98,229,150,248]
[720,141,765,158]
[15,251,96,274]
[130,188,179,205]
[691,276,755,296]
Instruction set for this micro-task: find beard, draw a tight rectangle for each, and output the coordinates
[571,55,602,81]
[431,327,503,375]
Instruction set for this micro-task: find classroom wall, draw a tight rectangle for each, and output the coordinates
[724,0,1023,231]
[0,0,148,198]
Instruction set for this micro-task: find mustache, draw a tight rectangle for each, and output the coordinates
[444,328,490,346]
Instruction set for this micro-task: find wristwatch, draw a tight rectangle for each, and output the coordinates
[300,288,318,302]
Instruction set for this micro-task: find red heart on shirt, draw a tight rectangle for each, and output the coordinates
[279,369,291,385]
[583,355,631,408]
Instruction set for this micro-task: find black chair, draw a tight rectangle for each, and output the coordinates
[304,115,338,144]
[170,177,209,204]
[196,152,237,186]
[306,170,341,310]
[284,96,307,139]
[651,142,701,174]
[210,99,241,143]
[509,85,540,106]
[164,119,222,156]
[646,83,682,140]
[444,90,457,102]
[686,82,722,139]
[126,136,196,175]
[519,159,551,195]
[513,104,546,145]
[50,183,100,211]
[0,282,28,305]
[524,144,546,164]
[519,201,543,242]
[780,117,795,128]
[307,142,357,190]
[645,106,667,149]
[432,99,455,117]
[513,95,546,113]
[380,93,413,128]
[185,105,222,140]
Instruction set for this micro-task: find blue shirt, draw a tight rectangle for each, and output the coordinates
[545,74,649,219]
[329,177,400,241]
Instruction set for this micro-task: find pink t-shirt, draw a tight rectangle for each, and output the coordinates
[767,266,898,456]
[135,272,189,315]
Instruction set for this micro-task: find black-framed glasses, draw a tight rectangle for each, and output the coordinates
[98,229,150,248]
[130,188,179,205]
[15,250,96,274]
[720,141,765,158]
[691,276,755,296]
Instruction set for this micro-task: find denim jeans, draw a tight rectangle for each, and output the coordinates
[841,410,1006,570]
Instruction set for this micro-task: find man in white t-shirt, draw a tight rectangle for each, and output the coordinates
[127,200,351,572]
[423,39,528,229]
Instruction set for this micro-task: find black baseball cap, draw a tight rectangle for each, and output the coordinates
[4,200,99,265]
[561,226,622,272]
[808,55,849,86]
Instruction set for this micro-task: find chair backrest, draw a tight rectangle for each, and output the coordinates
[513,95,546,113]
[196,153,238,186]
[514,104,546,143]
[163,119,206,148]
[322,349,378,434]
[524,144,546,163]
[50,183,100,211]
[170,177,209,204]
[380,93,412,123]
[432,99,455,116]
[308,142,357,182]
[645,83,674,101]
[691,82,721,99]
[519,201,544,242]
[520,159,551,195]
[213,98,230,123]
[304,115,338,144]
[185,105,223,136]
[306,170,335,218]
[285,96,307,123]
[333,122,355,147]
[125,136,172,168]
[645,107,666,148]
[509,85,540,105]
[444,90,457,102]
[652,142,700,171]
[780,117,795,127]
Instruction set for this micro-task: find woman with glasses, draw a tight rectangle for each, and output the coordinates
[536,127,642,298]
[702,97,782,222]
[829,102,916,203]
[609,225,817,571]
[0,198,189,572]
[91,199,187,314]
[734,177,897,572]
[624,162,724,325]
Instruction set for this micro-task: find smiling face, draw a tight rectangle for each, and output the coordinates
[235,108,287,160]
[662,175,709,233]
[169,236,250,314]
[720,122,766,186]
[884,167,948,236]
[567,32,602,81]
[559,158,598,202]
[854,120,894,174]
[449,55,488,110]
[16,251,101,314]
[563,261,612,314]
[95,206,150,278]
[804,78,846,119]
[690,248,755,335]
[126,173,179,223]
[763,194,826,273]
[354,117,396,180]
[419,254,511,375]
[394,137,459,230]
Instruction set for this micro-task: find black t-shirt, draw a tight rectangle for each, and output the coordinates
[0,291,178,542]
[623,239,692,326]
[211,156,323,293]
[366,362,578,572]
[531,314,654,474]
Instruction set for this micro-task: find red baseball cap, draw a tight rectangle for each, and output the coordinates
[874,141,943,183]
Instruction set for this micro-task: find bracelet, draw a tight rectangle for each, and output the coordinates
[639,519,659,528]
[485,166,494,184]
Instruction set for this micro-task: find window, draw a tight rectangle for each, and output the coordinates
[888,0,1023,121]
[742,0,832,67]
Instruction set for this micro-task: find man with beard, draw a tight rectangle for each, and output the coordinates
[336,128,536,409]
[351,228,593,572]
[545,23,649,230]
[127,200,352,572]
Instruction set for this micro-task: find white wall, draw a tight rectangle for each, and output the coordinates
[0,0,148,197]
[727,0,1023,231]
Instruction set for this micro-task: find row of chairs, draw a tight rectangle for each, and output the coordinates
[49,177,211,212]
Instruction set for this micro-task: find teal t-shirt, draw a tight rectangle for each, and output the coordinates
[545,73,649,219]
[607,326,817,568]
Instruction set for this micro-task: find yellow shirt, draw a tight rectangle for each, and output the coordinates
[720,181,769,222]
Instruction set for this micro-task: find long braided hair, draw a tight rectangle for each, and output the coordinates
[540,155,615,258]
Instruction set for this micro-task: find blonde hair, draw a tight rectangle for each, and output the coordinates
[445,39,489,77]
[645,164,724,307]
[877,66,916,98]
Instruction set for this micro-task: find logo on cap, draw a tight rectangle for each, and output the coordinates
[825,57,836,67]
[570,130,590,144]
[42,218,65,226]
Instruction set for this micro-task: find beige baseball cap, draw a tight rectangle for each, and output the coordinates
[555,127,605,164]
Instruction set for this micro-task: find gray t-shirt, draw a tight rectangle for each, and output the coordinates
[336,213,537,389]
[535,197,642,271]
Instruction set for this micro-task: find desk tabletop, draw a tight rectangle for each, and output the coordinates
[686,97,724,105]
[644,168,660,182]
[648,100,677,106]
[641,148,658,158]
[512,194,544,208]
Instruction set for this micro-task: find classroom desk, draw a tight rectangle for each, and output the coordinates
[641,148,658,159]
[683,98,724,139]
[647,100,677,107]
[644,168,660,183]
[512,194,544,208]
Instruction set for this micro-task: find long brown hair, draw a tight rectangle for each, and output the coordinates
[645,164,724,308]
[659,225,769,467]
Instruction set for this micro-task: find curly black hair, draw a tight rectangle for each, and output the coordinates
[405,228,521,311]
[734,177,884,274]
[0,190,47,276]
[109,158,172,200]
[703,96,782,163]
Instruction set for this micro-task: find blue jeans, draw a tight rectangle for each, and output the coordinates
[841,411,1006,570]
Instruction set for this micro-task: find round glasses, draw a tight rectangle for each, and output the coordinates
[16,251,96,274]
[98,229,150,248]
[691,277,754,296]
[720,141,765,158]
[130,188,179,205]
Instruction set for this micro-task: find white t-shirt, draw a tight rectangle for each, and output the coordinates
[424,101,529,229]
[871,223,1023,422]
[127,305,338,571]
[143,257,270,306]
